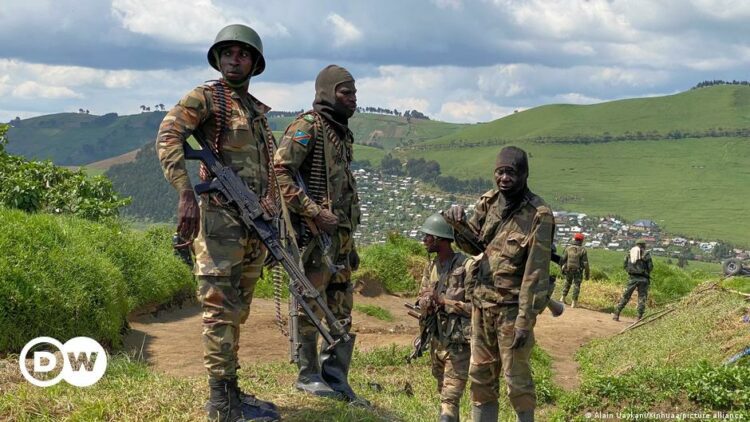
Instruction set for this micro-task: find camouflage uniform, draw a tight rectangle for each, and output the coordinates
[156,83,276,379]
[615,250,653,318]
[419,252,474,420]
[560,242,590,302]
[274,110,360,335]
[454,189,554,414]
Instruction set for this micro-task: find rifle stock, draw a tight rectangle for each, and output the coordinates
[183,136,350,363]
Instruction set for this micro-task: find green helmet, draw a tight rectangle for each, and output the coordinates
[636,239,646,246]
[420,213,454,240]
[207,24,265,76]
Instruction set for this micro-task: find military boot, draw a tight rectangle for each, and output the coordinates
[228,378,280,421]
[439,403,459,422]
[295,331,341,399]
[516,409,534,422]
[612,312,620,322]
[471,402,498,422]
[321,334,370,406]
[206,377,245,422]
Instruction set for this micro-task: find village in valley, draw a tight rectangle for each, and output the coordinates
[350,168,747,264]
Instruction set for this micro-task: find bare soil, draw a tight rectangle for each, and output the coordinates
[123,296,630,390]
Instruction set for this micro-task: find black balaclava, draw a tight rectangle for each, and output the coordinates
[313,64,355,138]
[495,146,530,219]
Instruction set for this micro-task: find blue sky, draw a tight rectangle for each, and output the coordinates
[2,0,750,123]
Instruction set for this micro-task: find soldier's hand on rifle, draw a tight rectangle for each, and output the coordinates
[444,205,466,224]
[314,208,339,234]
[417,293,434,314]
[177,189,200,240]
[349,248,360,271]
[510,327,530,349]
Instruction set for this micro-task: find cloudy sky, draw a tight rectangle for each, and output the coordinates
[2,0,750,123]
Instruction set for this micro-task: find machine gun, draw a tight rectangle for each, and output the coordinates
[404,302,439,363]
[440,210,564,317]
[183,136,350,363]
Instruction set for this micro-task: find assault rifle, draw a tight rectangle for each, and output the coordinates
[183,136,351,363]
[404,302,438,363]
[440,210,564,317]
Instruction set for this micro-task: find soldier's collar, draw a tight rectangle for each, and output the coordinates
[231,90,271,115]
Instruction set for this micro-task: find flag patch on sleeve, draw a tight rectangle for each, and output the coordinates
[292,130,311,146]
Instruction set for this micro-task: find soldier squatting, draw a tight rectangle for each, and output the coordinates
[157,23,652,422]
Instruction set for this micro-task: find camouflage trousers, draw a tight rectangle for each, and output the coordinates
[298,228,355,336]
[615,276,650,317]
[430,339,470,418]
[469,304,536,412]
[194,201,267,379]
[561,271,583,301]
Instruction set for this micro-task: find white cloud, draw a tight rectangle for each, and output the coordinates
[432,0,463,10]
[437,99,515,123]
[12,81,82,100]
[325,13,363,47]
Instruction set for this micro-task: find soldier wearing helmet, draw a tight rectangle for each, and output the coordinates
[416,213,474,422]
[613,238,653,322]
[156,24,280,421]
[559,233,590,308]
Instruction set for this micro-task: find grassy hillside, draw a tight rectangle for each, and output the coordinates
[6,111,461,166]
[407,136,750,246]
[416,85,750,147]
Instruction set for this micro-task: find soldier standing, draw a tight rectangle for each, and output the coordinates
[156,24,280,422]
[612,239,653,321]
[417,213,474,422]
[274,65,367,404]
[445,146,554,422]
[559,233,590,308]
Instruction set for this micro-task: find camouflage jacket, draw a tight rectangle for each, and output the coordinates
[455,189,555,331]
[156,82,275,199]
[562,244,590,276]
[274,111,360,230]
[419,252,474,344]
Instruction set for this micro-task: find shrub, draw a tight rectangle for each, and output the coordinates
[0,208,193,352]
[356,233,427,294]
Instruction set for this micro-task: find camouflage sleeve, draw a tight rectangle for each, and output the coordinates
[155,87,209,192]
[516,210,555,331]
[561,247,569,271]
[645,254,654,274]
[444,257,476,317]
[454,196,487,254]
[418,261,433,298]
[273,118,321,218]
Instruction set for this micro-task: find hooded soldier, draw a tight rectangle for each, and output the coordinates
[274,65,367,405]
[156,24,280,422]
[444,146,555,422]
[560,232,590,308]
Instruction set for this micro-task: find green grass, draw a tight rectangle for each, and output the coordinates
[418,85,750,146]
[551,285,750,419]
[353,144,387,167]
[406,137,750,246]
[353,304,395,322]
[0,344,558,421]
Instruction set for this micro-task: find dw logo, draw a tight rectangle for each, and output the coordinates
[19,337,108,387]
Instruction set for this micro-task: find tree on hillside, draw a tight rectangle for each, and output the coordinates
[140,105,146,112]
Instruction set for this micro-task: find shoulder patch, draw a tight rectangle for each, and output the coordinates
[303,114,315,123]
[292,129,311,146]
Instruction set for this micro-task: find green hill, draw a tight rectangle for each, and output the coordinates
[412,85,750,147]
[401,86,750,246]
[6,111,462,166]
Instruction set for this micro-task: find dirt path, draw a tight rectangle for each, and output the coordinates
[123,296,629,390]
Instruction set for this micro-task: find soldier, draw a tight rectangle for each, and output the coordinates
[612,239,653,321]
[156,24,280,422]
[559,233,590,308]
[274,65,367,404]
[445,146,554,422]
[417,213,474,422]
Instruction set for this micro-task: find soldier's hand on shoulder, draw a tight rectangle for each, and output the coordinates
[445,205,465,223]
[177,190,200,240]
